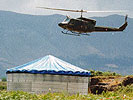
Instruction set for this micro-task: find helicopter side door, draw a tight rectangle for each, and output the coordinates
[68,19,85,32]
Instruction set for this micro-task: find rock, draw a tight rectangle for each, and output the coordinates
[90,85,107,94]
[122,76,133,86]
[90,78,99,85]
[98,82,109,85]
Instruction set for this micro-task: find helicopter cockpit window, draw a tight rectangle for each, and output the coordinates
[62,17,70,23]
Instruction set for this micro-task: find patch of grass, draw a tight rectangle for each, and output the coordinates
[116,84,133,97]
[0,90,132,100]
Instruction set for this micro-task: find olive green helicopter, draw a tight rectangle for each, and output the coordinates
[37,7,128,36]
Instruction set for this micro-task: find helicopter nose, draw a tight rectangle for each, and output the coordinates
[58,23,67,27]
[58,23,67,29]
[58,23,63,27]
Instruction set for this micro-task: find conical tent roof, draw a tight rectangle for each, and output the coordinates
[7,55,90,76]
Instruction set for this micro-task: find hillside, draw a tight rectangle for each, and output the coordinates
[0,10,133,77]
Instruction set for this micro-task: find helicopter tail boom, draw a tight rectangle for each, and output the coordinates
[94,15,128,32]
[94,22,127,32]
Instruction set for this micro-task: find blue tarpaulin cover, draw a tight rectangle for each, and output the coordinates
[7,55,90,76]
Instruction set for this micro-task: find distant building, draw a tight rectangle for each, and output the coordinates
[0,79,2,82]
[6,55,91,94]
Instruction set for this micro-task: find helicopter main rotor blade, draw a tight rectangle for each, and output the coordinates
[37,7,87,13]
[86,10,127,13]
[37,7,127,15]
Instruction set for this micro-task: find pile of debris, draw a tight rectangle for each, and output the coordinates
[89,76,133,94]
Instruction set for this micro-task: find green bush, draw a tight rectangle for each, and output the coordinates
[89,70,121,76]
[0,85,7,90]
[2,77,7,82]
[0,82,7,90]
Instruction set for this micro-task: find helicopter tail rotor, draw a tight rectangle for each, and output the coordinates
[125,15,128,22]
[118,15,128,31]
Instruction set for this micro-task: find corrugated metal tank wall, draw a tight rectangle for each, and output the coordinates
[7,73,89,95]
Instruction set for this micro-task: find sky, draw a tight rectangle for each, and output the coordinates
[0,0,133,18]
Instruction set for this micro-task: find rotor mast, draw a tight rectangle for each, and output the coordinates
[81,9,83,17]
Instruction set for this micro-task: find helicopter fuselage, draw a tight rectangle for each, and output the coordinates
[58,17,96,33]
[58,16,127,34]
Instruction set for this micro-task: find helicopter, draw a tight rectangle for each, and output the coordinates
[37,7,128,36]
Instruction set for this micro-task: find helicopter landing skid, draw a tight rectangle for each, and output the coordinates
[61,31,90,36]
[61,31,80,36]
[80,33,90,36]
